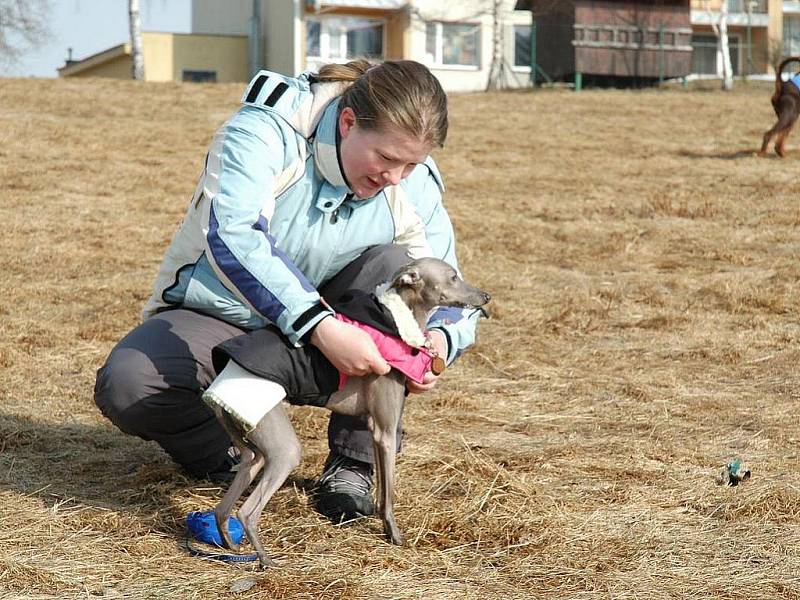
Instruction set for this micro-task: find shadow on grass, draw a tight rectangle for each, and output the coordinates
[677,148,764,160]
[0,410,178,508]
[0,410,316,516]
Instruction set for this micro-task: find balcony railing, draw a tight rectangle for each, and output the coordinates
[727,0,767,13]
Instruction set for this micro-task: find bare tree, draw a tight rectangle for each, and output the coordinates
[129,0,144,80]
[485,0,504,90]
[0,0,50,69]
[707,0,733,90]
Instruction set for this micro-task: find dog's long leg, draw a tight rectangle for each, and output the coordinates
[211,409,264,551]
[367,413,386,519]
[776,120,798,157]
[238,403,302,568]
[368,377,405,545]
[760,125,778,156]
[764,95,800,157]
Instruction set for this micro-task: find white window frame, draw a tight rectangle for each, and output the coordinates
[511,23,532,72]
[306,15,386,62]
[425,21,481,70]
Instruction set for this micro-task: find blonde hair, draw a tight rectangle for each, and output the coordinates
[316,60,448,148]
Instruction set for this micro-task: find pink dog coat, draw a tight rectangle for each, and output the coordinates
[335,313,435,389]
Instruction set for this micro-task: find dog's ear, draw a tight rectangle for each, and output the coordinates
[395,266,423,289]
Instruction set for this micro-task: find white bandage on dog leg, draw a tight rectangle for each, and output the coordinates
[202,361,286,433]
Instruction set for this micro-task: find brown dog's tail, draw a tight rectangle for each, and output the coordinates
[775,57,800,94]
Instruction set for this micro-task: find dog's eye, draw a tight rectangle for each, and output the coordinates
[451,274,458,282]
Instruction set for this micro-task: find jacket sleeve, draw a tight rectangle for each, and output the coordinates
[203,106,332,345]
[401,159,483,365]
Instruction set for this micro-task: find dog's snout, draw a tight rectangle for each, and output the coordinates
[478,291,491,318]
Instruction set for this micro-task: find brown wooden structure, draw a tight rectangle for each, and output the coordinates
[516,0,692,85]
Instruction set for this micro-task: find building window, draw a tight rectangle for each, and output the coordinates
[513,24,531,68]
[785,16,800,57]
[307,20,320,57]
[306,16,384,61]
[691,34,716,74]
[425,22,480,67]
[726,0,766,14]
[691,34,740,76]
[182,70,217,83]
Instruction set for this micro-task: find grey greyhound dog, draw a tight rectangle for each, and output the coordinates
[202,257,490,568]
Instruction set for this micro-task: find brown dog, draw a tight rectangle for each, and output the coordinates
[759,57,800,158]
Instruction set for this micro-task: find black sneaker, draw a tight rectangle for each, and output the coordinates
[313,453,375,522]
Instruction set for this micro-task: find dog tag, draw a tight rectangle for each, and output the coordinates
[431,356,446,376]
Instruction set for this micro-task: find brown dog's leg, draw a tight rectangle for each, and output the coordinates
[237,403,302,568]
[776,132,788,157]
[776,121,797,157]
[767,95,800,158]
[759,126,777,157]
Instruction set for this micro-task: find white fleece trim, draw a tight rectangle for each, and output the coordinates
[313,136,349,189]
[376,288,427,348]
[202,361,286,433]
[289,80,348,138]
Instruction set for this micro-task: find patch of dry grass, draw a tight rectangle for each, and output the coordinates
[2,76,800,598]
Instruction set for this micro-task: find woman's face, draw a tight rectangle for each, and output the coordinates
[338,107,430,199]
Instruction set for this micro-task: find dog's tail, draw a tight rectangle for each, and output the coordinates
[775,57,800,95]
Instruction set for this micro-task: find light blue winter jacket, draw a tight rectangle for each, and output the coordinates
[142,70,480,363]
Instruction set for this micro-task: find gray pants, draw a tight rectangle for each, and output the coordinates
[94,245,412,476]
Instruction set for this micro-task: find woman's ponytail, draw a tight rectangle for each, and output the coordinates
[316,60,372,83]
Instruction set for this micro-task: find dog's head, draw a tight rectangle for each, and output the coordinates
[389,257,491,316]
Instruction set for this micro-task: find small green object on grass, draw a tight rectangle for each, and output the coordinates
[716,458,751,486]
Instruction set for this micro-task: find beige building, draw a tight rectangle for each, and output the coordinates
[297,0,534,91]
[689,0,783,76]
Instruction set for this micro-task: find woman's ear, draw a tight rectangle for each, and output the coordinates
[338,106,356,139]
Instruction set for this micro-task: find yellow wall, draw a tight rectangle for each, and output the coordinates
[143,33,174,81]
[691,0,722,9]
[170,33,249,82]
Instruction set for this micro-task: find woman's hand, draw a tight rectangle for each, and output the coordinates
[407,330,448,394]
[310,316,391,377]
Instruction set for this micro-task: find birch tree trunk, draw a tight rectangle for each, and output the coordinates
[711,2,733,91]
[485,0,503,91]
[129,0,145,81]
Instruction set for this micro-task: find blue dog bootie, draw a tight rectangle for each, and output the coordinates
[186,510,245,547]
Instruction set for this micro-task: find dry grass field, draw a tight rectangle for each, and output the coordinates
[2,75,800,599]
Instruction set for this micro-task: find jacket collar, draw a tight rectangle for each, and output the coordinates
[313,98,351,193]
